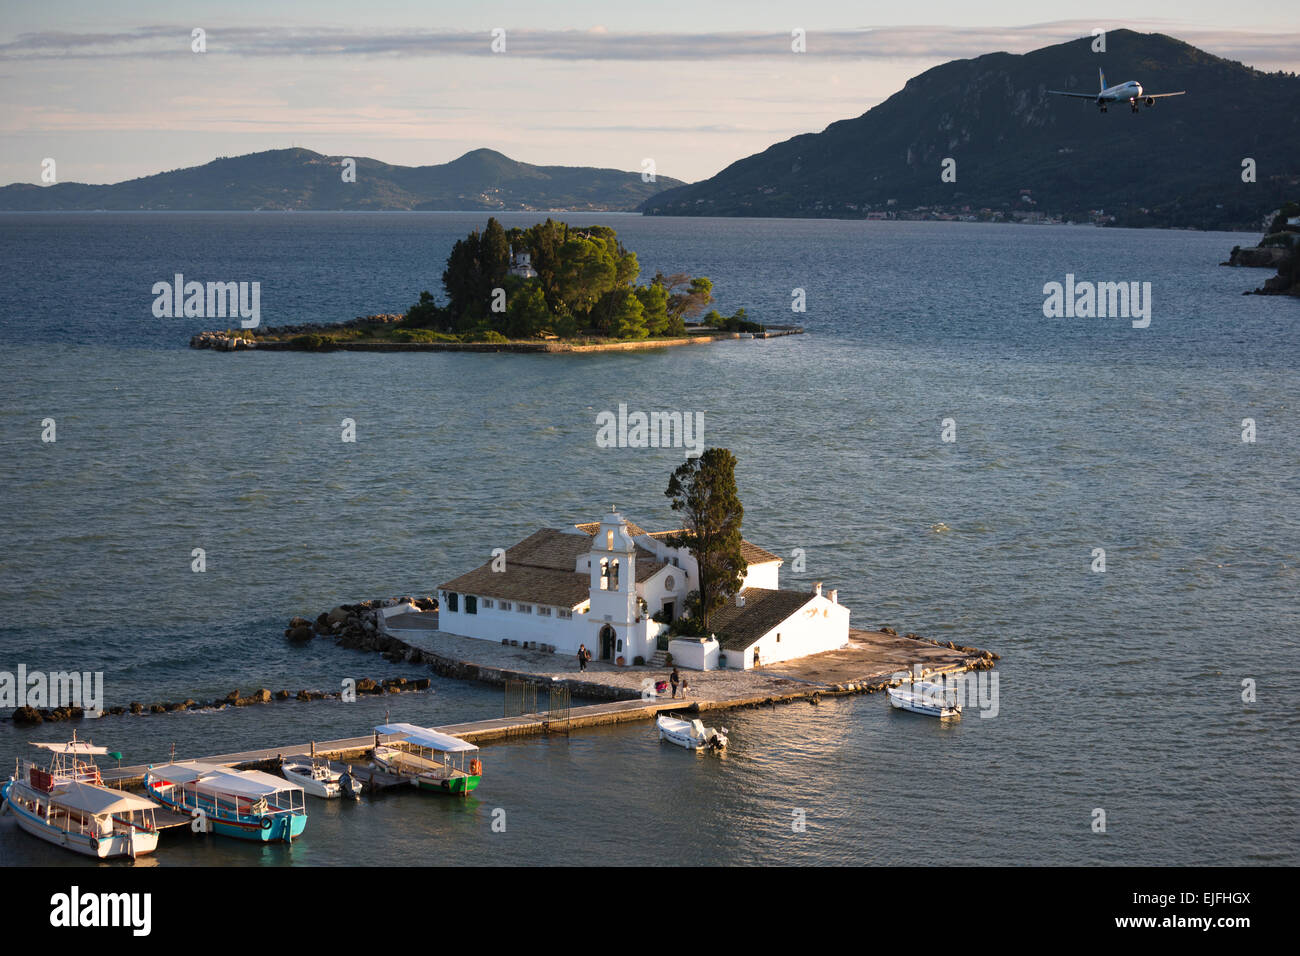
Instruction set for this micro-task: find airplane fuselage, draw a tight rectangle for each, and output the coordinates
[1097,81,1142,102]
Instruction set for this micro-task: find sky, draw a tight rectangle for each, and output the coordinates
[2,1,1299,186]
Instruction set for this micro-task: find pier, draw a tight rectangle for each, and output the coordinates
[97,626,996,791]
[100,696,706,789]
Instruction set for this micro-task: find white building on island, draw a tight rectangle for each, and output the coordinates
[436,509,850,670]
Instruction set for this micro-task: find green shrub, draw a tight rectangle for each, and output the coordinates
[290,333,333,351]
[464,329,509,344]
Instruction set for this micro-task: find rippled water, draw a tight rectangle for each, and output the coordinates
[0,212,1296,866]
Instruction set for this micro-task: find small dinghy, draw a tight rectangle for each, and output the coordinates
[281,756,361,799]
[657,715,728,752]
[887,680,961,718]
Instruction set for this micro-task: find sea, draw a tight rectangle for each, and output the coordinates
[0,211,1295,866]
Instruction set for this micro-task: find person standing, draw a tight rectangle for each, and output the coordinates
[578,644,588,672]
[670,666,680,698]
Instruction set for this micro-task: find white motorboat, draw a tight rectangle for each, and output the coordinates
[1,735,160,859]
[657,714,728,751]
[281,756,361,799]
[887,680,962,718]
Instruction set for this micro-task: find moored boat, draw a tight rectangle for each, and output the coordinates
[144,761,308,842]
[372,723,482,796]
[656,714,728,751]
[887,680,962,718]
[1,736,159,859]
[281,755,361,799]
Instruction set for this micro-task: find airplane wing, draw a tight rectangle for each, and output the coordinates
[1142,91,1185,98]
[1046,90,1098,99]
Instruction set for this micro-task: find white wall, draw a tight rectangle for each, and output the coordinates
[668,636,720,671]
[741,560,781,591]
[724,594,851,669]
[438,592,584,652]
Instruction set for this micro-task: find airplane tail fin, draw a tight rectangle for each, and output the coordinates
[1099,67,1106,93]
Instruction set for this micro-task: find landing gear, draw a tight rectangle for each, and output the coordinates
[1130,99,1139,113]
[1099,104,1108,113]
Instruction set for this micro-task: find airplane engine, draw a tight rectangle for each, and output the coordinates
[1145,97,1155,107]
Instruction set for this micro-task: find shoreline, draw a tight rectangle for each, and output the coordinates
[190,319,803,353]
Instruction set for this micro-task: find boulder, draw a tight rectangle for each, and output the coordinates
[412,678,432,690]
[288,616,312,629]
[287,625,313,643]
[12,705,42,725]
[224,690,240,703]
[275,690,291,700]
[356,678,381,694]
[129,702,143,714]
[327,606,351,627]
[150,703,166,714]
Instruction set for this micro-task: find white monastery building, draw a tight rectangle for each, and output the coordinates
[437,509,850,670]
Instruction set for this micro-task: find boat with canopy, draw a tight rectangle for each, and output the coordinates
[144,761,308,842]
[372,722,482,796]
[1,734,159,859]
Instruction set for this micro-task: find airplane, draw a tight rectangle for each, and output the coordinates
[1048,68,1185,113]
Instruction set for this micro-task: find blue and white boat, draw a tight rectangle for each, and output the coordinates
[144,761,307,842]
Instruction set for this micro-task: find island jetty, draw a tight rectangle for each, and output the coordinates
[190,316,803,353]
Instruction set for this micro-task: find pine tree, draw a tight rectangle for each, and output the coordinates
[664,448,747,632]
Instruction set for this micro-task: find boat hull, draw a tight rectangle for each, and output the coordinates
[146,780,307,842]
[282,765,342,799]
[887,688,961,718]
[372,750,481,796]
[2,780,160,859]
[656,716,727,751]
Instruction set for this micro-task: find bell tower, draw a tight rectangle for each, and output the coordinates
[588,507,637,659]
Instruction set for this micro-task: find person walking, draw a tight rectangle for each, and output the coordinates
[578,644,588,672]
[670,666,680,698]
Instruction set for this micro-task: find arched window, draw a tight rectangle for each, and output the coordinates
[606,530,614,550]
[599,558,609,590]
[609,559,620,590]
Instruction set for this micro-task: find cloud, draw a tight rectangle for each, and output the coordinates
[2,21,1298,67]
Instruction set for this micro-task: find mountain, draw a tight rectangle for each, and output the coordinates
[0,148,684,212]
[641,30,1300,229]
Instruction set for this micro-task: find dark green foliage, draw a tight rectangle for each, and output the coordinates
[439,219,708,339]
[664,449,747,632]
[289,333,332,350]
[701,307,764,333]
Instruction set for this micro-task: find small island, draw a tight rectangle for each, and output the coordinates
[192,218,801,352]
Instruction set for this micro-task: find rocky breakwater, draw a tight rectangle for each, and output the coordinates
[189,329,257,350]
[8,677,432,724]
[287,596,437,659]
[190,313,405,350]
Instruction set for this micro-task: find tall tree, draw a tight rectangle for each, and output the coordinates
[664,448,747,632]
